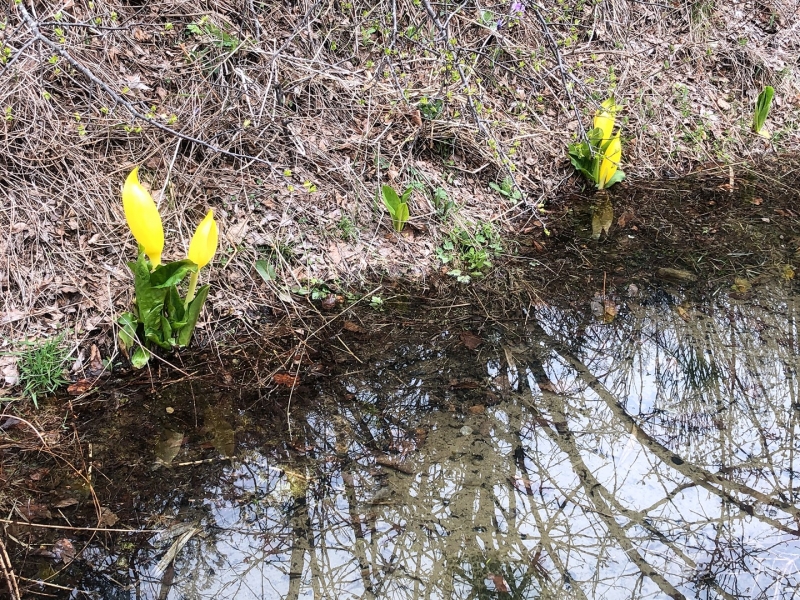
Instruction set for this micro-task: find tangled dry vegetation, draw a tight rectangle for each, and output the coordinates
[0,0,799,362]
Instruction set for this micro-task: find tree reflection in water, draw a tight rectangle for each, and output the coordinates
[78,284,800,599]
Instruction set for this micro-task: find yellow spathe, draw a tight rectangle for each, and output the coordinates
[598,132,621,190]
[593,98,618,142]
[123,167,164,266]
[188,210,218,268]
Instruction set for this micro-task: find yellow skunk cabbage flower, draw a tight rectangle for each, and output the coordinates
[188,210,218,269]
[597,132,621,190]
[123,167,164,266]
[593,98,618,142]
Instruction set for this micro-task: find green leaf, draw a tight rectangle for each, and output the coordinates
[131,345,150,369]
[254,260,276,283]
[568,146,596,183]
[165,285,187,329]
[587,126,605,151]
[150,260,197,289]
[177,284,210,347]
[381,185,401,216]
[117,312,138,352]
[753,86,774,134]
[130,253,169,346]
[604,169,626,188]
[392,201,409,232]
[400,187,414,203]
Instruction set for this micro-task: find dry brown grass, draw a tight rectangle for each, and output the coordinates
[0,0,798,363]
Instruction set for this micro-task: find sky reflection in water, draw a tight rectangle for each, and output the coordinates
[83,284,800,599]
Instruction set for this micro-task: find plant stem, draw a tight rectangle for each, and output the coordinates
[185,271,199,308]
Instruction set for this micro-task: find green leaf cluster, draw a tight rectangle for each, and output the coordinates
[118,250,210,368]
[381,185,411,232]
[752,86,774,138]
[568,127,625,190]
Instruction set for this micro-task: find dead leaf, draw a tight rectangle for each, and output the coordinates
[487,573,509,593]
[343,321,365,333]
[468,404,485,414]
[51,538,76,564]
[98,507,119,528]
[67,379,95,395]
[602,299,617,324]
[273,372,299,387]
[459,331,482,350]
[51,498,79,509]
[732,278,751,294]
[449,379,480,390]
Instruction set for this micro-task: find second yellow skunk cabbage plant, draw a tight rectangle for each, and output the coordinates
[568,98,625,190]
[117,168,219,369]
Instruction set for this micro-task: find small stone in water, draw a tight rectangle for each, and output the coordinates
[460,426,473,436]
[165,407,174,414]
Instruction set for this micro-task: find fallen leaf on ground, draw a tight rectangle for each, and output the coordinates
[67,379,95,395]
[273,372,299,387]
[51,498,79,509]
[343,321,365,333]
[459,331,482,350]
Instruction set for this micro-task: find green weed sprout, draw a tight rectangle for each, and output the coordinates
[118,168,219,368]
[381,185,410,232]
[568,98,625,190]
[752,86,774,138]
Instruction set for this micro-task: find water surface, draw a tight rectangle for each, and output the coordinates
[17,280,800,599]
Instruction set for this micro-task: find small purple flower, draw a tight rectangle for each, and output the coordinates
[510,1,525,16]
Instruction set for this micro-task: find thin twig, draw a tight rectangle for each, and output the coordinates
[0,537,21,600]
[529,1,587,141]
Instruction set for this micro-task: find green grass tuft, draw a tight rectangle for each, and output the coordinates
[17,335,69,408]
